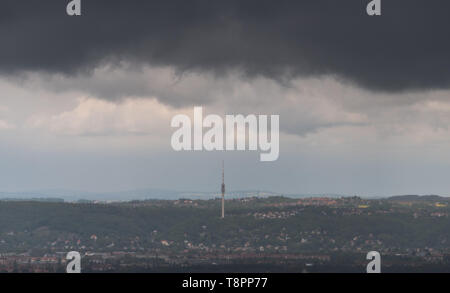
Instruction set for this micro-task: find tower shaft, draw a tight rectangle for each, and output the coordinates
[221,161,225,218]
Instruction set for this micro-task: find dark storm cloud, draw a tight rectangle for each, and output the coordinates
[1,0,450,92]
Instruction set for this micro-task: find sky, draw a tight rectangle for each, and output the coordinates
[1,0,450,196]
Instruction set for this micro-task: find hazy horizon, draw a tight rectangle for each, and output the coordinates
[0,186,448,202]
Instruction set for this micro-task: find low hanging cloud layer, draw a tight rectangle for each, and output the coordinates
[2,0,450,93]
[5,69,450,141]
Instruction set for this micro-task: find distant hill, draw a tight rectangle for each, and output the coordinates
[0,189,284,202]
[4,190,447,202]
[0,198,64,203]
[0,196,448,257]
[387,195,448,201]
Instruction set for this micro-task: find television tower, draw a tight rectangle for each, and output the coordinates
[221,161,225,219]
